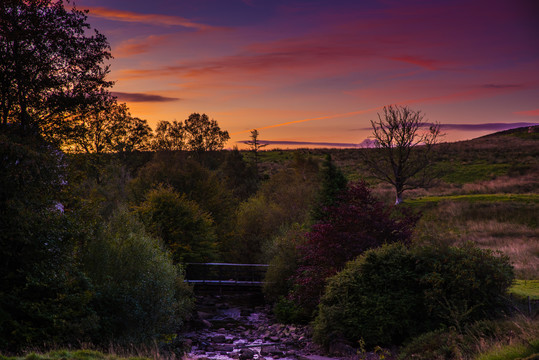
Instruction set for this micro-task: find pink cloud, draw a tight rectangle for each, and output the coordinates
[515,109,539,116]
[114,34,171,57]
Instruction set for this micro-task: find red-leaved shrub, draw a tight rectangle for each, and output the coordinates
[289,181,418,315]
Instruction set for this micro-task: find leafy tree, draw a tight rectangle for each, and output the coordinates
[311,153,348,221]
[227,156,319,263]
[82,208,194,344]
[112,114,152,153]
[152,120,185,151]
[0,0,113,143]
[290,181,417,315]
[363,105,441,204]
[68,101,151,154]
[0,131,96,351]
[137,186,219,263]
[129,152,236,244]
[183,113,230,152]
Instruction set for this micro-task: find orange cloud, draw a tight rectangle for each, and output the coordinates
[87,7,223,30]
[231,106,384,135]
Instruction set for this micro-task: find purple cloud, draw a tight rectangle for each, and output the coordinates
[112,92,180,102]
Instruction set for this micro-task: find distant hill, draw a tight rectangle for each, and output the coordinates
[478,124,539,139]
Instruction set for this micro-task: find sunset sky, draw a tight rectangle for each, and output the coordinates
[77,0,539,148]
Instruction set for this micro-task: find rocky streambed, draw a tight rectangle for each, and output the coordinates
[182,293,327,360]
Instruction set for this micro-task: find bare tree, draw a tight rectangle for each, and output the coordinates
[363,105,441,205]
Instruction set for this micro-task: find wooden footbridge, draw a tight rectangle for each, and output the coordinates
[184,263,269,293]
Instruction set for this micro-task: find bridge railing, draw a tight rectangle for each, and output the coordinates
[184,262,269,286]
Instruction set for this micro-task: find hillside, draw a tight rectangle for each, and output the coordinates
[255,127,539,278]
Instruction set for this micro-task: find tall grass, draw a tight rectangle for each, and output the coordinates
[413,201,539,279]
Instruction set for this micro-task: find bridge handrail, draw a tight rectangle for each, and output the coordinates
[185,262,269,267]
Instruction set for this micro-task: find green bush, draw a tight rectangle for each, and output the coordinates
[313,244,423,347]
[82,209,194,344]
[313,242,514,348]
[263,225,306,301]
[413,243,514,331]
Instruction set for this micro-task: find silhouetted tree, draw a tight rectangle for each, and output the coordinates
[68,101,152,153]
[152,120,185,151]
[245,129,267,172]
[363,105,441,204]
[184,113,230,152]
[0,0,113,143]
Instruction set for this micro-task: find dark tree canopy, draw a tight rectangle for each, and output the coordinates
[152,120,185,151]
[184,113,230,152]
[364,105,441,204]
[0,0,113,144]
[67,101,152,153]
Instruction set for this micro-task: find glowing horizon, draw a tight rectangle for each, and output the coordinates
[77,0,538,148]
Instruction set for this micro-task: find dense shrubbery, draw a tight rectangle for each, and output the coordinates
[82,209,194,344]
[313,242,514,348]
[290,181,417,315]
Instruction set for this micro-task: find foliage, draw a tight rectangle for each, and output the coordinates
[68,101,152,154]
[82,209,194,344]
[0,132,97,351]
[290,181,417,315]
[263,225,307,301]
[0,0,113,143]
[227,156,319,263]
[272,297,311,325]
[311,153,348,222]
[219,148,258,201]
[414,243,514,332]
[313,244,423,347]
[137,186,218,263]
[313,242,515,348]
[183,113,229,152]
[128,152,236,244]
[151,120,185,151]
[363,105,441,204]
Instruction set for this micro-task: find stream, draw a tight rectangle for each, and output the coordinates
[181,293,332,360]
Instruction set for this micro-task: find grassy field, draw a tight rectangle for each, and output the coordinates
[0,350,151,360]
